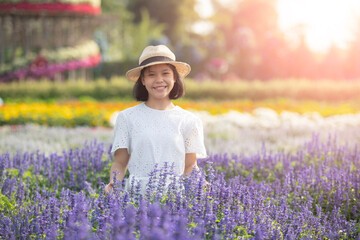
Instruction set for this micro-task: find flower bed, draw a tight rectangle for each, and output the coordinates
[0,136,359,239]
[2,78,360,102]
[2,109,360,155]
[0,41,101,82]
[1,100,359,127]
[0,54,101,82]
[1,100,360,238]
[0,0,101,15]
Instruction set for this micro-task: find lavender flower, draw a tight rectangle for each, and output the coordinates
[0,136,359,239]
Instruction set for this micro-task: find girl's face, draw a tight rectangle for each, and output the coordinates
[142,64,175,101]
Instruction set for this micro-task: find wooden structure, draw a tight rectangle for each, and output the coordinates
[0,0,102,81]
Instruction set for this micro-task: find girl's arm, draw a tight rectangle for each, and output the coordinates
[184,153,198,175]
[105,148,130,193]
[185,153,210,189]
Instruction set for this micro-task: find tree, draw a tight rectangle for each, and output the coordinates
[319,45,345,80]
[344,17,360,79]
[207,0,283,79]
[127,0,200,45]
[95,0,163,77]
[285,33,316,78]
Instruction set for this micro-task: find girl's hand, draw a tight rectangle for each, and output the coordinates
[105,182,113,194]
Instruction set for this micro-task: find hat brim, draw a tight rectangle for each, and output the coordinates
[126,61,191,82]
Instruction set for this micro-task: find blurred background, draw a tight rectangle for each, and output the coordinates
[2,2,360,238]
[1,0,360,82]
[1,0,360,131]
[1,0,360,186]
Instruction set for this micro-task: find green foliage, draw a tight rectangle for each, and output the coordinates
[98,0,164,69]
[0,193,15,215]
[126,9,165,60]
[0,78,132,101]
[184,79,360,102]
[2,78,360,102]
[127,0,199,44]
[96,0,202,78]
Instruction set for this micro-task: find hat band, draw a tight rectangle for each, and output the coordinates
[140,56,174,66]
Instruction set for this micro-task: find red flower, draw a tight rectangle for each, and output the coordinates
[31,55,48,68]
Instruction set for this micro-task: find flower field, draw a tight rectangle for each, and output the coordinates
[0,41,101,82]
[2,107,360,156]
[1,99,360,127]
[1,96,360,239]
[1,131,360,239]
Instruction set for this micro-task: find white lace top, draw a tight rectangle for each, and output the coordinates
[111,102,207,192]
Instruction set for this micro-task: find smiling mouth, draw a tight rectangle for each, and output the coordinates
[153,86,167,90]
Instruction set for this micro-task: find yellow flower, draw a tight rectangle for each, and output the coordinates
[1,100,359,127]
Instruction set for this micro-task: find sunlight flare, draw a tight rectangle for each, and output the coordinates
[277,0,360,52]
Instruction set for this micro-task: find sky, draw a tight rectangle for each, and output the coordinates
[195,0,360,53]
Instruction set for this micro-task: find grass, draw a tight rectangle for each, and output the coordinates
[1,77,360,102]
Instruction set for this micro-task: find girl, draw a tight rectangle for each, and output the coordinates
[105,45,207,194]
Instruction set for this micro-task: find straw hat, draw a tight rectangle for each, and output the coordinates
[126,45,191,82]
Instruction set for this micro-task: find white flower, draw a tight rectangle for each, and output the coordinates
[3,109,360,156]
[109,111,120,127]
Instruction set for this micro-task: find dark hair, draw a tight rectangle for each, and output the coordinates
[133,64,185,101]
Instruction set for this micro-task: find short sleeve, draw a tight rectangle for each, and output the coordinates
[111,112,130,154]
[184,116,207,158]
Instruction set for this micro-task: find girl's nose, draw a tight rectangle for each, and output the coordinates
[155,74,164,82]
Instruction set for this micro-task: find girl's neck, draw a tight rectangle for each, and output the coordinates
[145,98,175,110]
